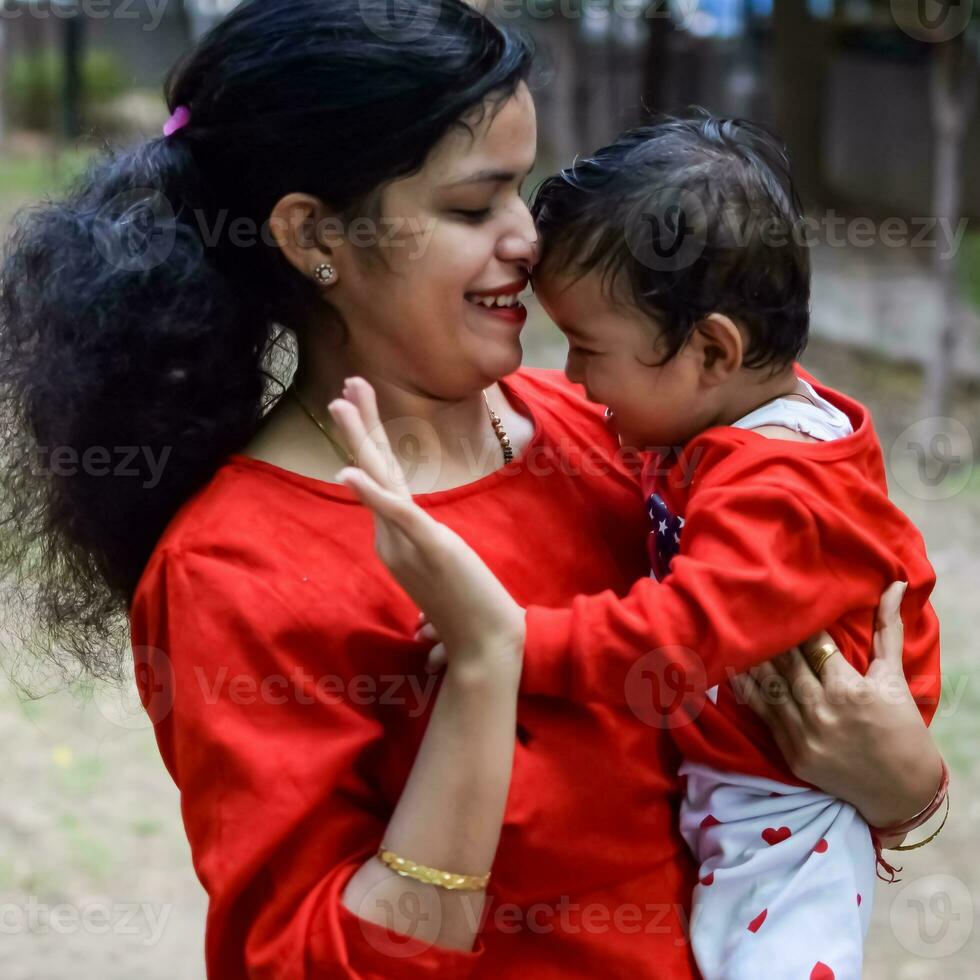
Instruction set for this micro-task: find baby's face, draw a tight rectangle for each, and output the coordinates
[534,268,710,451]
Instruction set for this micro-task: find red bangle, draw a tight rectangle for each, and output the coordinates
[869,756,949,837]
[868,756,949,883]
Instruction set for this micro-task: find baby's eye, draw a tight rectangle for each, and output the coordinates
[571,344,601,357]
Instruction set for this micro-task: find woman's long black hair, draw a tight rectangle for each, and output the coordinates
[0,0,533,682]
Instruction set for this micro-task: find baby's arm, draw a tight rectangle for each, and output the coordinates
[520,473,898,702]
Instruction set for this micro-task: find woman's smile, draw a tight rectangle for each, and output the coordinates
[464,277,530,328]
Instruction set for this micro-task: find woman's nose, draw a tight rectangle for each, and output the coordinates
[498,234,537,267]
[497,201,539,269]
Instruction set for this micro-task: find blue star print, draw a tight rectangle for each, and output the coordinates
[647,492,685,581]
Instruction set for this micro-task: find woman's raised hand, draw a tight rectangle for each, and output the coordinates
[328,377,526,680]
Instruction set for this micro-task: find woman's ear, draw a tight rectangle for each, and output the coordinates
[688,313,744,385]
[267,193,347,288]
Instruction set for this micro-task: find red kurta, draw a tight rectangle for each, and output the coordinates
[129,368,700,980]
[522,367,941,783]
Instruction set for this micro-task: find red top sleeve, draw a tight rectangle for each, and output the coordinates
[521,441,940,737]
[130,546,484,980]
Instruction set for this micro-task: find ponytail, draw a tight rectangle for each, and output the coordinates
[0,137,280,681]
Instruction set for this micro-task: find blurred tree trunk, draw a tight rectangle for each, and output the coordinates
[771,0,829,203]
[62,5,85,140]
[923,36,977,421]
[641,0,672,118]
[0,20,7,147]
[573,26,597,150]
[175,0,195,46]
[548,9,580,167]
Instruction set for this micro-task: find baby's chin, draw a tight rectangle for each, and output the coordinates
[605,408,688,454]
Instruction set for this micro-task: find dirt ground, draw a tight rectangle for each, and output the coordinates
[1,318,978,978]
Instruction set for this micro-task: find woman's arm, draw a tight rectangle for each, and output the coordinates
[340,655,520,952]
[733,582,945,833]
[330,379,523,952]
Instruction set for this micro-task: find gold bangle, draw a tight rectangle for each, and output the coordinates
[377,845,491,892]
[888,790,950,852]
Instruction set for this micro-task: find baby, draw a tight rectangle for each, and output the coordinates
[518,113,943,978]
[334,114,943,979]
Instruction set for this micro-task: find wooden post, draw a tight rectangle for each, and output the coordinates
[61,0,84,140]
[923,35,978,421]
[0,17,7,148]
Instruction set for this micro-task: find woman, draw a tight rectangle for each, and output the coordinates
[0,0,943,977]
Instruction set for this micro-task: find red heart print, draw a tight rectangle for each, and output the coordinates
[813,838,829,853]
[762,826,792,846]
[810,964,835,980]
[857,893,862,906]
[699,872,714,886]
[700,814,720,829]
[747,908,767,933]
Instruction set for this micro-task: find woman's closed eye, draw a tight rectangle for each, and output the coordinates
[452,208,493,223]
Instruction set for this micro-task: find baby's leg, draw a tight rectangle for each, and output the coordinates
[679,760,875,980]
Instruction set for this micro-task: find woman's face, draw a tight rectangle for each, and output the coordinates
[332,82,539,398]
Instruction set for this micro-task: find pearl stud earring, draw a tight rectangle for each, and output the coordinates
[313,263,336,285]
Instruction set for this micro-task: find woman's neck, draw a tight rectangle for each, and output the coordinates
[248,358,534,493]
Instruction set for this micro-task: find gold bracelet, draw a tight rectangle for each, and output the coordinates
[887,790,950,852]
[377,845,491,892]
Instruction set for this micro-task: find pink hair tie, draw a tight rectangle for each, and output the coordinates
[163,105,191,137]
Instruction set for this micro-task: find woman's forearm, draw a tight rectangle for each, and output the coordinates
[845,735,944,830]
[341,658,520,951]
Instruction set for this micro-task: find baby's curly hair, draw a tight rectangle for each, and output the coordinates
[0,0,533,684]
[531,111,811,372]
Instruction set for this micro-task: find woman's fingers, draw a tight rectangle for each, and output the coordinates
[338,467,426,536]
[747,660,806,730]
[343,378,405,490]
[871,581,908,672]
[768,646,825,710]
[732,670,802,772]
[414,622,440,643]
[328,398,398,491]
[425,643,448,673]
[731,671,774,723]
[339,466,453,574]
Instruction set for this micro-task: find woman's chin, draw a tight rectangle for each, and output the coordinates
[474,338,524,382]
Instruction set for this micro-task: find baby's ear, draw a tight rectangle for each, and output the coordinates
[690,313,744,384]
